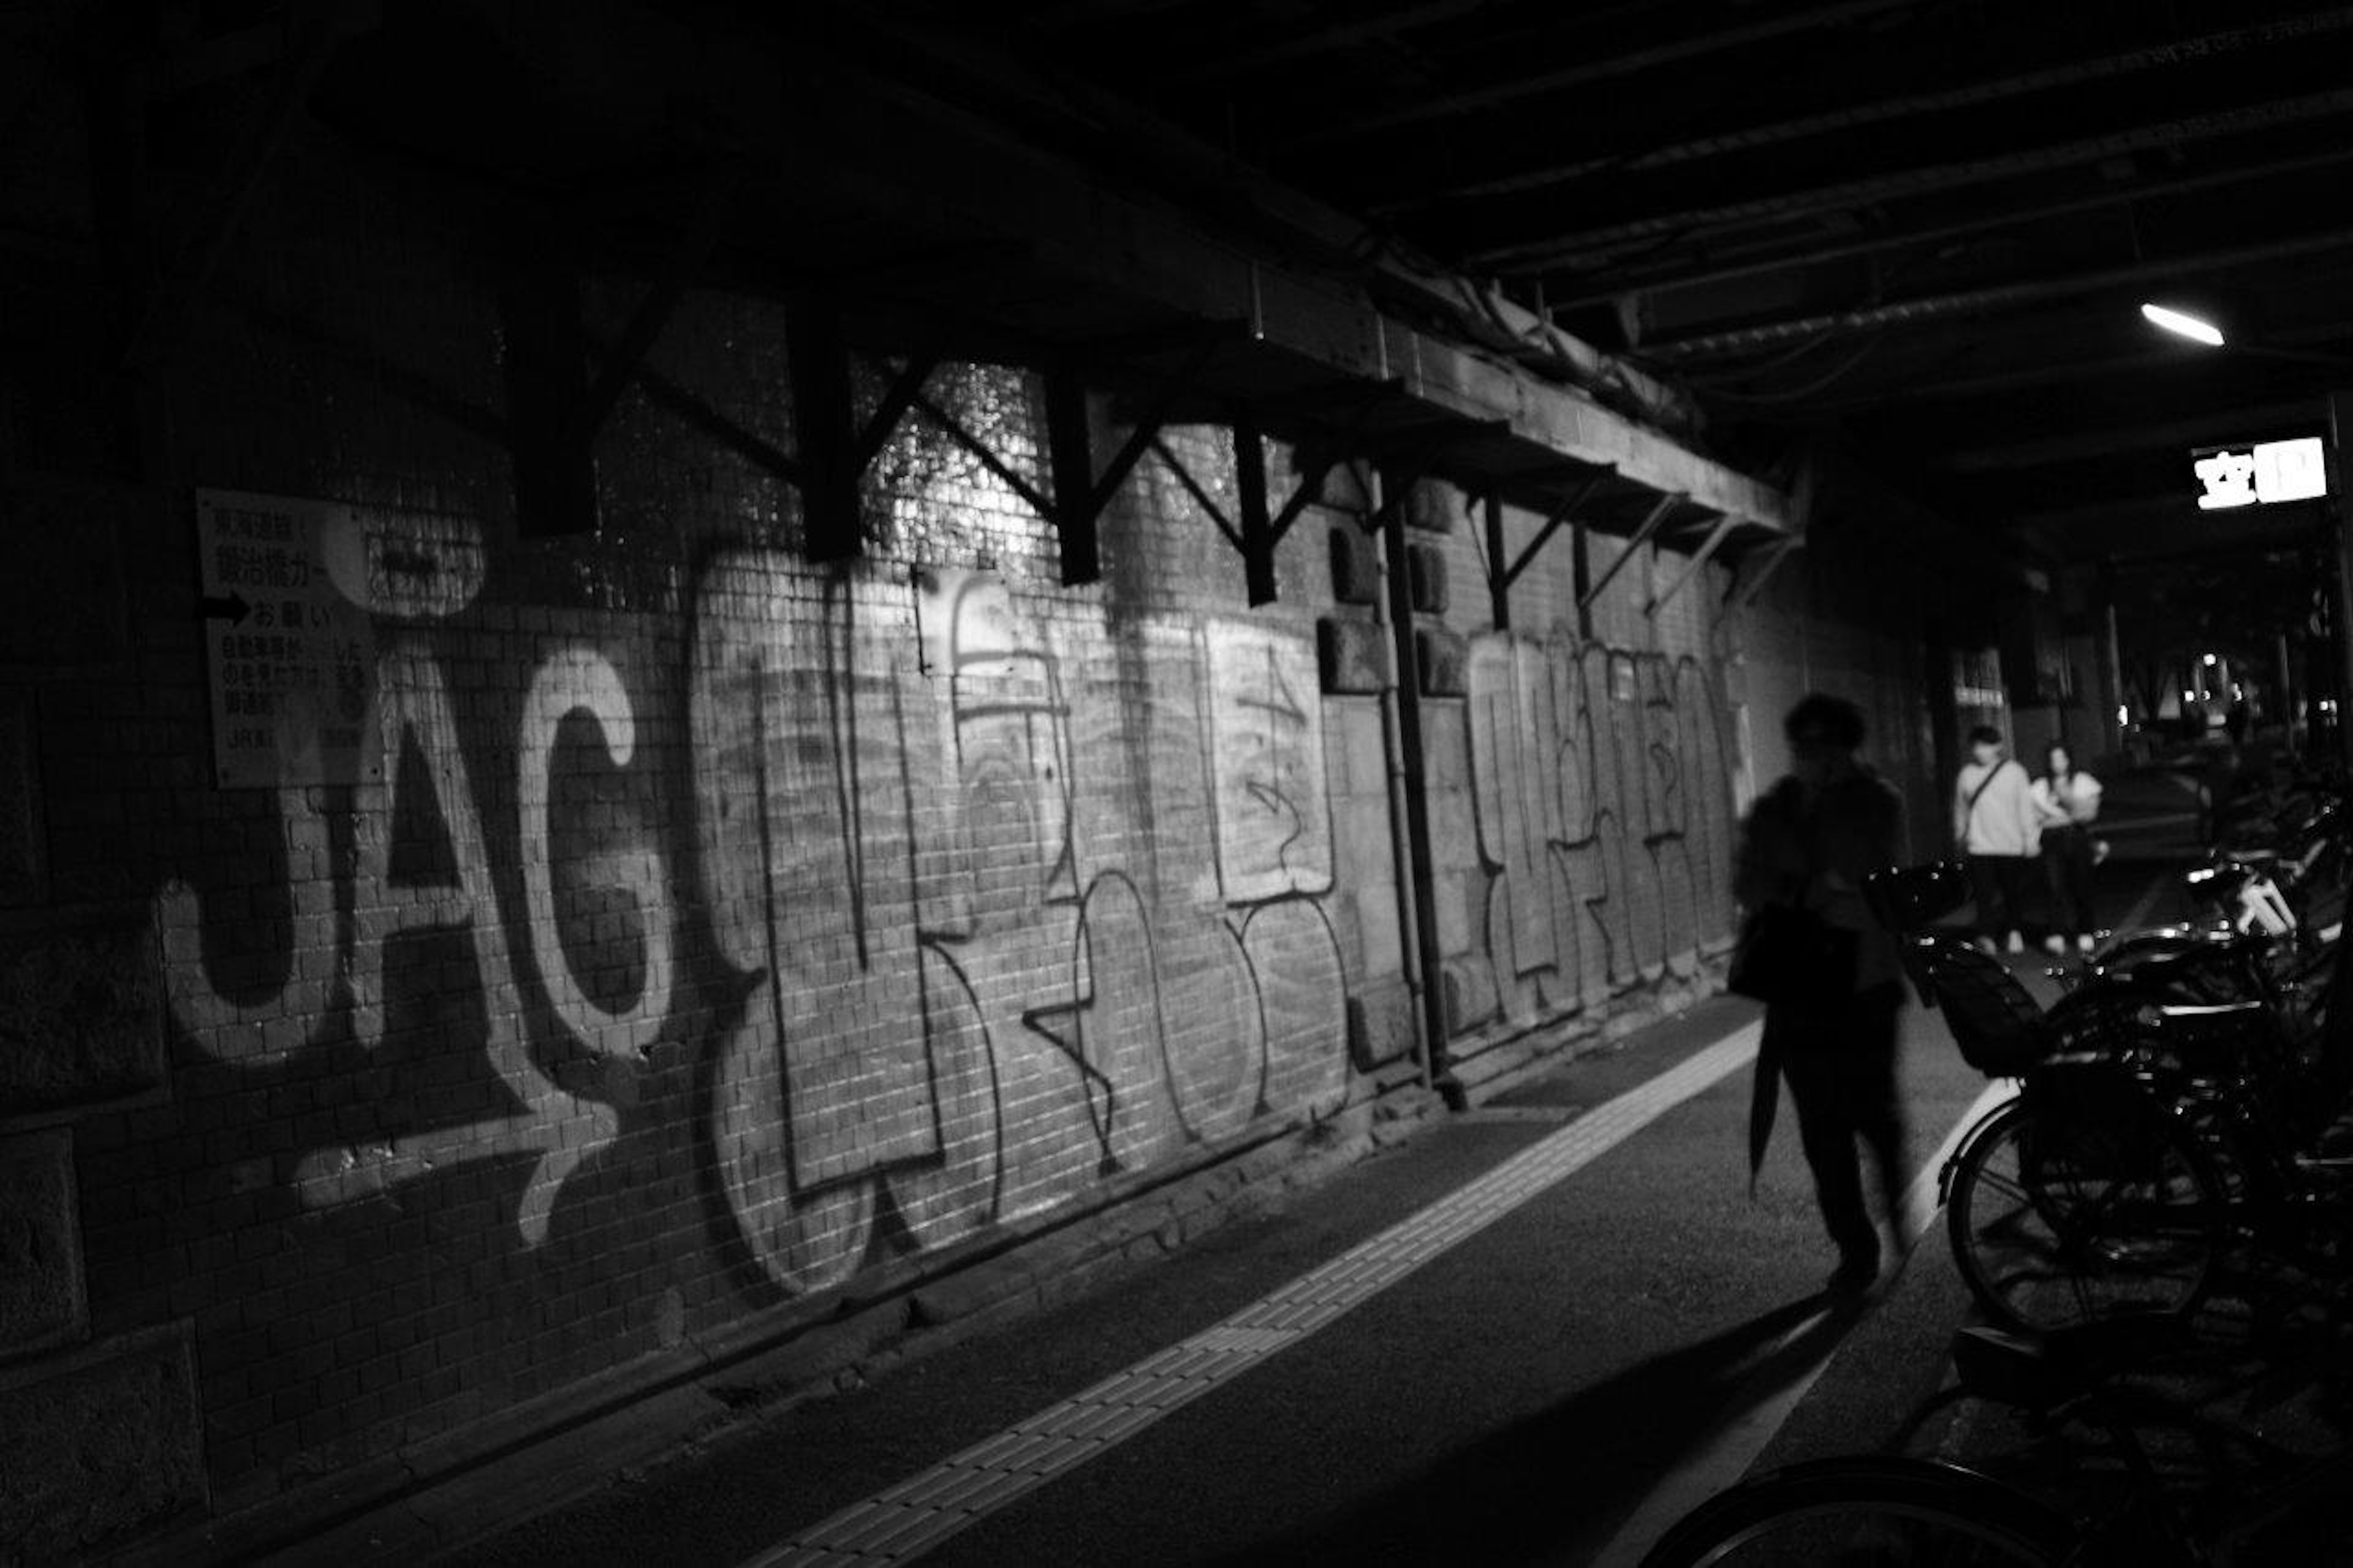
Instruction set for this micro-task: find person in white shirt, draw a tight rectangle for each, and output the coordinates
[1952,725,2040,956]
[2029,740,2103,955]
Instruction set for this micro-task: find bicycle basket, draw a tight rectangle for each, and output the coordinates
[1862,861,1972,935]
[1920,939,2051,1076]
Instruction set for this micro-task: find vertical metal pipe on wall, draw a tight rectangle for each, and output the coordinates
[1374,468,1452,1093]
[1369,502,1434,1093]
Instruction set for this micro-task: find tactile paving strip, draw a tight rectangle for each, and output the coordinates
[744,1023,1762,1567]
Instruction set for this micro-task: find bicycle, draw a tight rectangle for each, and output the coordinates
[1866,863,2240,1335]
[1939,930,2353,1338]
[1637,1319,2353,1566]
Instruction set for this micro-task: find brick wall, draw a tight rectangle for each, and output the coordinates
[0,118,1925,1561]
[1405,492,1741,1075]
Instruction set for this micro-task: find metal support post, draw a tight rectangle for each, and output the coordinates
[1379,464,1451,1088]
[1235,413,1275,605]
[1484,493,1508,629]
[1044,371,1100,585]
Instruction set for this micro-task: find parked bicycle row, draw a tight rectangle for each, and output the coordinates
[1638,764,2353,1564]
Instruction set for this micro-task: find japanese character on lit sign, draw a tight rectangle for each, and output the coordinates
[2192,436,2330,510]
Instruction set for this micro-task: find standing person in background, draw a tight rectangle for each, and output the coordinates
[1953,724,2040,957]
[1735,694,1910,1295]
[2031,740,2104,955]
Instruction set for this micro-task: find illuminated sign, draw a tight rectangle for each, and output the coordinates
[2192,436,2329,510]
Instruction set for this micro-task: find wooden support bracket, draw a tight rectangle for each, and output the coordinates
[855,344,944,471]
[1040,339,1227,586]
[1502,467,1615,590]
[1645,510,1739,618]
[566,162,745,452]
[1150,436,1241,550]
[1577,491,1683,614]
[909,387,1056,519]
[1730,533,1803,610]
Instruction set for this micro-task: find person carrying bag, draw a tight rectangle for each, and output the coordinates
[1953,725,2040,956]
[1732,693,1910,1297]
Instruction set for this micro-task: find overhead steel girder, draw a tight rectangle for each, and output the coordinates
[1472,85,2353,275]
[1414,6,2353,212]
[1276,0,1919,151]
[1643,222,2353,360]
[1145,0,1484,86]
[1540,142,2353,315]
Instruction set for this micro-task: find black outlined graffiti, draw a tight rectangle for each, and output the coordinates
[1464,630,1734,1032]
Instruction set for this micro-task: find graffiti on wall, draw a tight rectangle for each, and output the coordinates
[694,555,1347,1294]
[154,521,1349,1298]
[1462,630,1733,1028]
[156,516,625,1244]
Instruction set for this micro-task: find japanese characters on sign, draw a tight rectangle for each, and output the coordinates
[2191,436,2330,511]
[195,490,380,789]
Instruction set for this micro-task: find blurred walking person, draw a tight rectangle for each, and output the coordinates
[2031,740,2103,955]
[1734,694,1910,1296]
[1953,725,2039,956]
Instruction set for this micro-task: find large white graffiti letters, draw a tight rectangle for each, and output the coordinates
[154,510,633,1249]
[520,647,676,1059]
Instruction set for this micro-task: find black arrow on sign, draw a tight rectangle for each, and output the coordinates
[197,591,252,625]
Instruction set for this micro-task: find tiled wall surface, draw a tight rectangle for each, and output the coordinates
[0,136,1923,1559]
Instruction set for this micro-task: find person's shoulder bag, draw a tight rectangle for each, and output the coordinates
[1729,782,1860,1009]
[1727,891,1859,1010]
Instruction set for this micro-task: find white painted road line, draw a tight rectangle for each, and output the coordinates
[741,1021,1765,1568]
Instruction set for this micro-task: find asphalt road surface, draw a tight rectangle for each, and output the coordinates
[438,858,2184,1567]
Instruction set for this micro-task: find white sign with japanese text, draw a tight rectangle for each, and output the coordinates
[195,490,380,789]
[2192,436,2330,510]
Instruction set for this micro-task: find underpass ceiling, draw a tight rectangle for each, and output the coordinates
[120,0,2353,568]
[983,0,2353,566]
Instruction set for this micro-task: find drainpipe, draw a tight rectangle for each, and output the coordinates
[1368,478,1435,1094]
[1375,466,1453,1099]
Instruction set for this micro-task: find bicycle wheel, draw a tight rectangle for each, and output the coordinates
[1946,1083,2227,1334]
[1636,1456,2078,1567]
